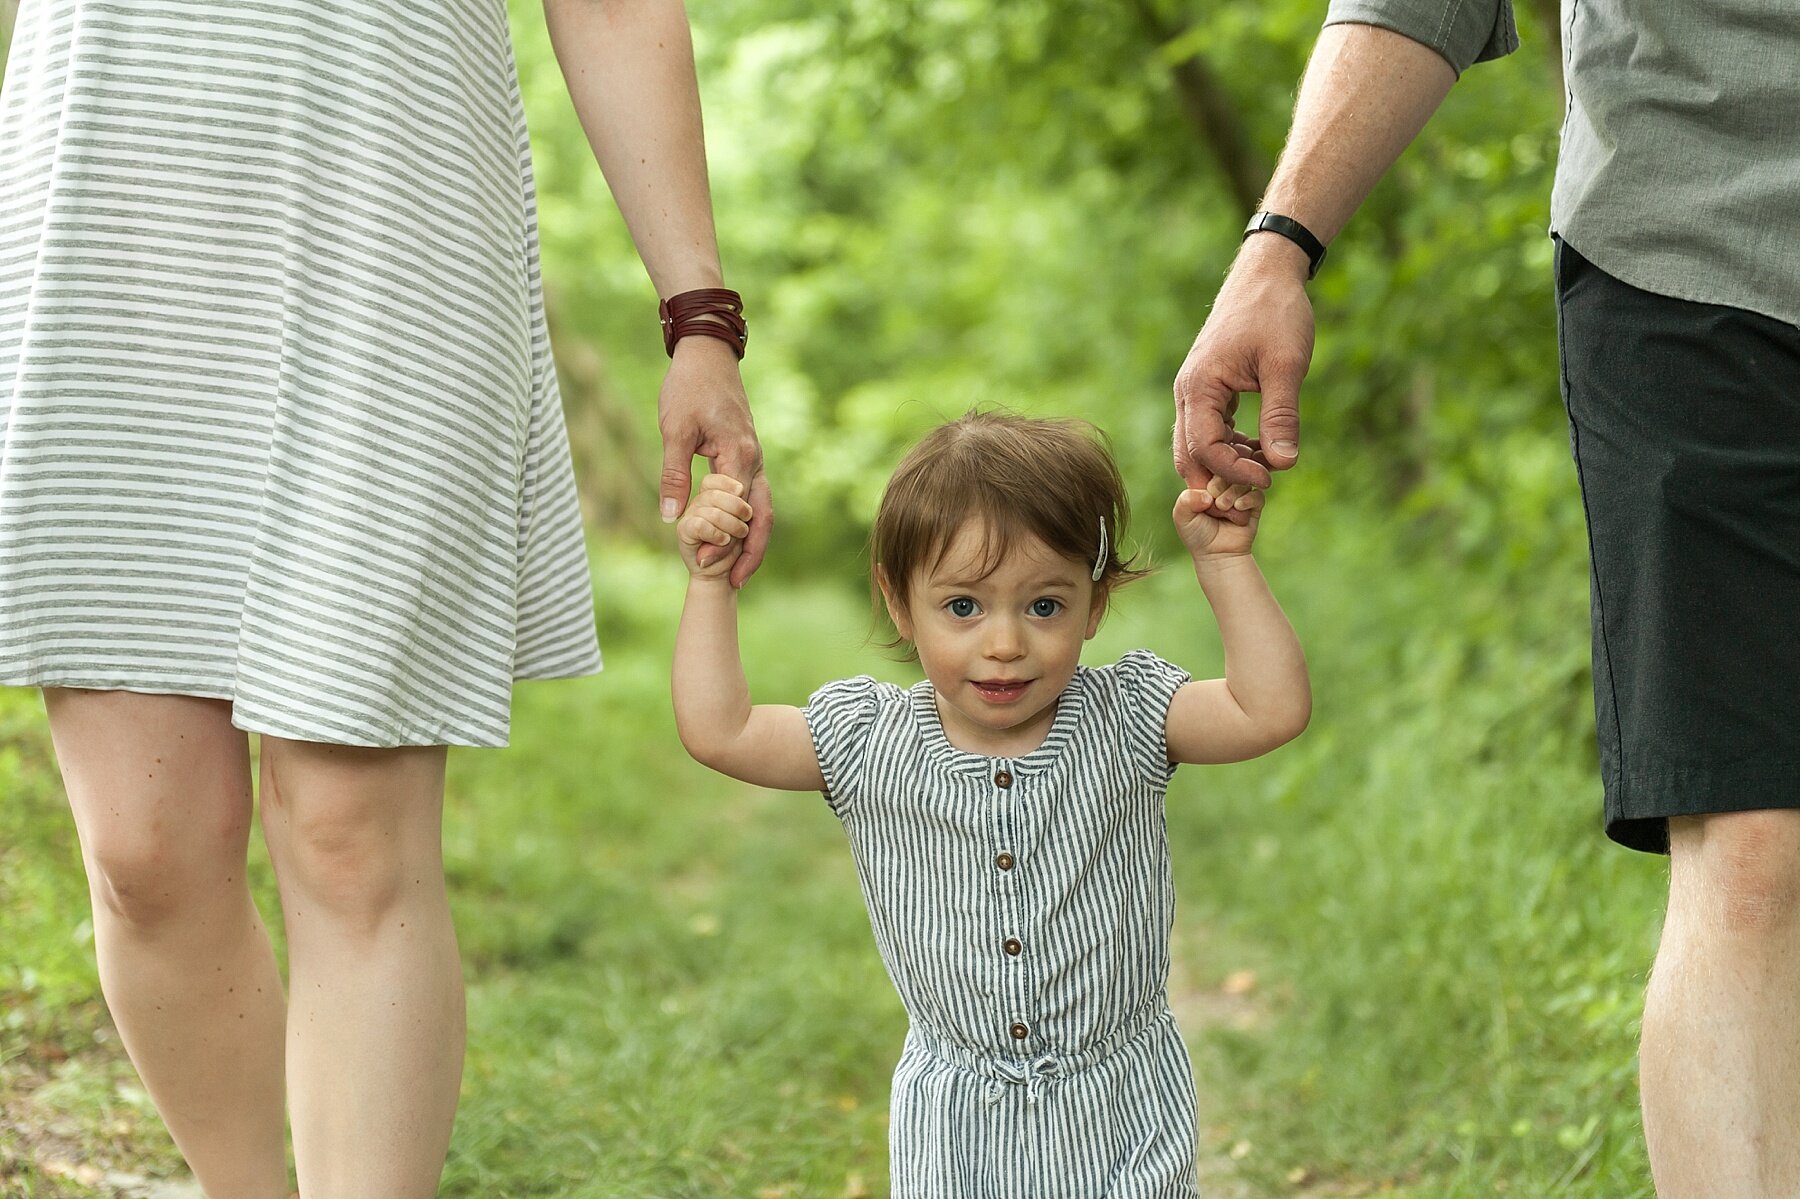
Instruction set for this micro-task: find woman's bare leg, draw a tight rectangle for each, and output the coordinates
[43,688,289,1199]
[258,735,462,1199]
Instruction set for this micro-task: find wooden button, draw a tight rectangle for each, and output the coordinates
[1009,1022,1029,1040]
[995,852,1015,871]
[1003,938,1022,956]
[994,770,1013,789]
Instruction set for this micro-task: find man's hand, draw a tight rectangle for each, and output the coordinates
[1173,231,1315,514]
[658,336,771,587]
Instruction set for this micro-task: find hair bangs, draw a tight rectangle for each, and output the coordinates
[870,408,1150,657]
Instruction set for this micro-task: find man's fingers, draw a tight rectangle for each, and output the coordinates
[1196,437,1271,489]
[1172,404,1209,490]
[1256,358,1305,469]
[1176,379,1273,490]
[729,473,774,588]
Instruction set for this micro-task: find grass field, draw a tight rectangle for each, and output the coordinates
[2,467,1667,1197]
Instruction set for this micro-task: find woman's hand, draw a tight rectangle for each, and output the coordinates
[658,337,771,586]
[677,473,751,581]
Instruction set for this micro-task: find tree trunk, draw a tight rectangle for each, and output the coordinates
[1130,0,1269,214]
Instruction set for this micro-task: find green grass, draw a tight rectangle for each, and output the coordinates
[3,469,1665,1196]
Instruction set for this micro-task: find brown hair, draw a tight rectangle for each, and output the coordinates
[872,409,1148,642]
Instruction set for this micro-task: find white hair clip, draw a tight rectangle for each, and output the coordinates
[1093,516,1108,582]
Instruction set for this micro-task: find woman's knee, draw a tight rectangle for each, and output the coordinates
[84,809,252,928]
[1669,810,1800,935]
[45,689,254,930]
[259,738,447,930]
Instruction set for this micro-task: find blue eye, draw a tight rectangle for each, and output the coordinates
[947,597,978,618]
[1030,598,1063,618]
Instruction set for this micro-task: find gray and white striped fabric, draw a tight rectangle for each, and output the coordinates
[806,650,1203,1198]
[0,0,601,746]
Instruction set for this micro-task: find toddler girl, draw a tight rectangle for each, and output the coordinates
[672,410,1309,1196]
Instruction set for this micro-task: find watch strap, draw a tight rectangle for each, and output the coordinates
[1242,211,1327,279]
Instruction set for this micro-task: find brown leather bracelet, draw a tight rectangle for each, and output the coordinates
[660,287,747,359]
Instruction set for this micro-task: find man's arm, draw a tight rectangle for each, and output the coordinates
[1173,22,1460,493]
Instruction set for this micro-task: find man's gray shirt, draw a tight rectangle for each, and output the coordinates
[1323,0,1800,328]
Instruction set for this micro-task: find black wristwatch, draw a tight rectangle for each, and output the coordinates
[1242,212,1327,279]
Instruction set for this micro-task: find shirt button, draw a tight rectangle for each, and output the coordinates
[1010,1022,1029,1040]
[995,852,1015,871]
[994,770,1013,789]
[1003,938,1023,956]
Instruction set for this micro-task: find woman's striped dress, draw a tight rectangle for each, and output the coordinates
[0,0,601,747]
[805,650,1204,1198]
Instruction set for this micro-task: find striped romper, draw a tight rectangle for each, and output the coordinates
[0,0,600,747]
[805,650,1203,1198]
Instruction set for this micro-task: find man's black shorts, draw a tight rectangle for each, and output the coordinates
[1555,237,1800,854]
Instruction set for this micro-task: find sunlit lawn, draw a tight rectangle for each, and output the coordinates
[3,481,1665,1195]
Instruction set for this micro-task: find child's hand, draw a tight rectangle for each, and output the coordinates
[678,474,752,581]
[1174,476,1264,560]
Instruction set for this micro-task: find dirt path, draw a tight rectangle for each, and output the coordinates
[0,1053,200,1199]
[1170,927,1398,1197]
[1169,922,1267,1199]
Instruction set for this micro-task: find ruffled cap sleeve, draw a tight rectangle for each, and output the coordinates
[803,675,882,817]
[1097,649,1193,785]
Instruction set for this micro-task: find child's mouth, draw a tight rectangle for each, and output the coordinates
[972,679,1032,703]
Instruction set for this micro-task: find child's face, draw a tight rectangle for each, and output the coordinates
[880,521,1104,756]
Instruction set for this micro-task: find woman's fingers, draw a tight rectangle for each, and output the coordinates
[729,472,774,588]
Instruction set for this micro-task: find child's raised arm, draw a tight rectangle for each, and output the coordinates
[1163,479,1312,765]
[672,475,825,791]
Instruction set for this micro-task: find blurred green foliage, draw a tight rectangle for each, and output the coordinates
[518,0,1569,579]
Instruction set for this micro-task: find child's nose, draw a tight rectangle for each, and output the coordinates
[984,620,1026,660]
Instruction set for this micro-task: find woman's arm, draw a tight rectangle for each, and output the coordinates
[542,0,771,585]
[673,476,824,791]
[1164,486,1312,764]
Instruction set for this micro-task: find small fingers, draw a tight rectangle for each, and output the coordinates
[707,510,752,541]
[692,479,753,523]
[678,509,746,548]
[1204,477,1265,511]
[697,472,748,501]
[1177,488,1211,516]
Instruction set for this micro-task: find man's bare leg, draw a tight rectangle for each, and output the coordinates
[1643,810,1800,1197]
